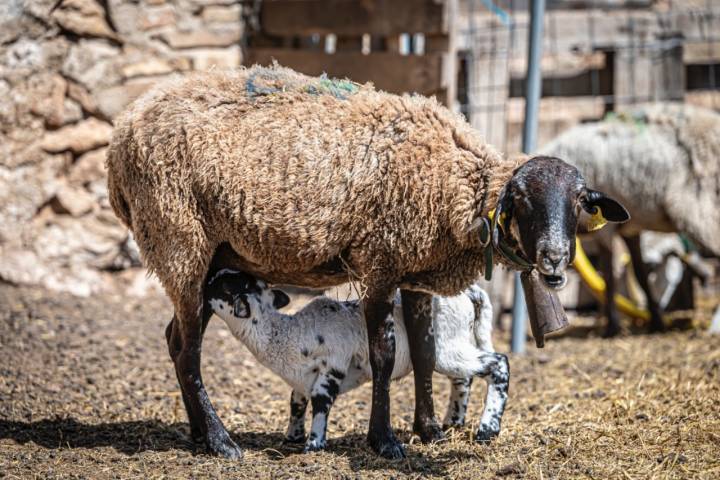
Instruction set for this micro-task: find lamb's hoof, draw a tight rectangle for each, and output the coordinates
[474,426,499,444]
[283,434,306,444]
[414,421,446,443]
[367,431,406,459]
[302,437,326,453]
[206,430,243,459]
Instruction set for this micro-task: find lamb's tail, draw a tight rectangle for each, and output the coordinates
[465,284,495,352]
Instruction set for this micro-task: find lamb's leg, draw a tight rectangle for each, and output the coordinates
[285,390,308,443]
[401,289,445,443]
[598,242,621,338]
[623,234,665,333]
[304,369,344,452]
[169,289,241,459]
[365,287,405,459]
[442,377,473,429]
[473,353,510,443]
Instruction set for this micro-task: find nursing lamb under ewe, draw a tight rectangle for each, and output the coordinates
[205,269,508,453]
[106,64,629,459]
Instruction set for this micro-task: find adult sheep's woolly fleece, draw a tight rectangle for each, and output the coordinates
[1,283,718,479]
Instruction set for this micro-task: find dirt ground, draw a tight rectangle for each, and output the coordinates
[1,283,719,479]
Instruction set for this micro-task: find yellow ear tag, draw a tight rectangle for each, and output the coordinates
[587,207,608,232]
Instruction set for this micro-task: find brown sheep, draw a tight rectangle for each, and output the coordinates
[106,65,628,459]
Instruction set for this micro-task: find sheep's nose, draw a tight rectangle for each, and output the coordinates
[539,248,569,272]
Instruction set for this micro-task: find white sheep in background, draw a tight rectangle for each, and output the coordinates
[541,102,720,336]
[204,269,509,453]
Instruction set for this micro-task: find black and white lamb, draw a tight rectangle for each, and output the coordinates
[204,269,509,453]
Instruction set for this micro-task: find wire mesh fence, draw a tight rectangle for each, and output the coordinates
[457,0,720,154]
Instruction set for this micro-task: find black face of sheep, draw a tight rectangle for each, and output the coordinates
[499,156,630,290]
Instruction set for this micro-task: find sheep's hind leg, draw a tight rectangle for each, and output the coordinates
[598,242,622,338]
[165,311,211,444]
[285,390,308,443]
[365,286,406,459]
[473,353,509,443]
[442,377,473,429]
[168,268,241,459]
[304,369,344,452]
[401,290,445,443]
[623,234,665,333]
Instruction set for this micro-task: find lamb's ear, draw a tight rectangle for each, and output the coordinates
[579,189,630,233]
[272,289,290,309]
[233,297,250,318]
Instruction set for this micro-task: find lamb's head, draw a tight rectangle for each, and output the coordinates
[495,156,629,290]
[205,269,291,322]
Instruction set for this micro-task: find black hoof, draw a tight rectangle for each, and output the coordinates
[368,431,406,459]
[474,425,499,444]
[602,324,621,338]
[283,434,307,444]
[206,430,243,459]
[414,421,446,443]
[648,319,665,333]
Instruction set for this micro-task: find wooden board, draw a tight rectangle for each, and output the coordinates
[245,49,445,98]
[260,0,447,36]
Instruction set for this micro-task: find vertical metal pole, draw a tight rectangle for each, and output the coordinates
[511,0,546,354]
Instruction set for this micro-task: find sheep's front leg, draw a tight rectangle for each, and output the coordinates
[443,377,473,429]
[365,288,405,459]
[304,369,344,452]
[285,390,308,443]
[401,290,445,443]
[474,353,509,443]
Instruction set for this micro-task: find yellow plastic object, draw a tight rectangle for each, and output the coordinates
[573,238,651,321]
[585,207,608,232]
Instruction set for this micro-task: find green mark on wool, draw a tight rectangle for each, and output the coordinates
[246,69,360,101]
[603,111,648,132]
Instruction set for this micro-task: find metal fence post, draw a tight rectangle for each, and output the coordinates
[511,0,546,354]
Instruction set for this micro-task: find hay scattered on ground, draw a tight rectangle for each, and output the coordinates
[0,284,718,479]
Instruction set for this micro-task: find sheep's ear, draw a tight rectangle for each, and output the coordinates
[233,297,250,318]
[272,289,290,309]
[578,189,630,233]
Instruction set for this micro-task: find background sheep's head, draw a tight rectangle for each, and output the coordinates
[498,156,629,290]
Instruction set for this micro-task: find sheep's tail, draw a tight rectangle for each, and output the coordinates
[106,169,132,229]
[465,284,495,352]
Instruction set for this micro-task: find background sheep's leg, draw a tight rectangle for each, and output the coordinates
[304,369,344,452]
[365,287,405,459]
[285,390,308,443]
[623,234,665,333]
[598,242,621,338]
[442,377,473,429]
[401,289,445,443]
[474,352,510,443]
[172,291,242,459]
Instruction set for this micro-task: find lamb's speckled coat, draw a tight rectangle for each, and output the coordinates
[106,65,521,306]
[540,102,720,255]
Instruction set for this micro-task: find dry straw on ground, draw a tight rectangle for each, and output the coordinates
[0,284,718,479]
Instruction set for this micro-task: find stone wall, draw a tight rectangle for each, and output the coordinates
[0,0,243,296]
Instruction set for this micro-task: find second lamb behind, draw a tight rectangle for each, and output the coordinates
[205,269,509,453]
